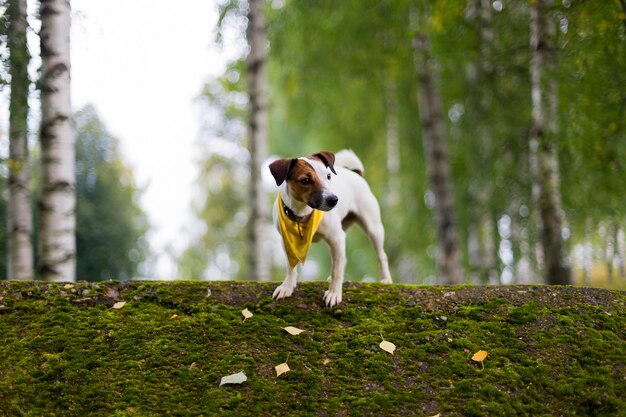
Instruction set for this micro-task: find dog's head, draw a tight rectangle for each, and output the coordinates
[269,151,339,211]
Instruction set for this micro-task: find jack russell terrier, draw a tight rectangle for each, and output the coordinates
[269,150,392,307]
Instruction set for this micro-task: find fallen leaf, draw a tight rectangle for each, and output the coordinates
[471,350,488,362]
[379,332,396,354]
[241,308,253,321]
[471,350,489,369]
[189,362,197,370]
[380,340,396,355]
[323,358,331,365]
[219,371,247,386]
[284,326,305,335]
[275,362,290,377]
[170,314,179,320]
[63,284,74,289]
[112,301,126,310]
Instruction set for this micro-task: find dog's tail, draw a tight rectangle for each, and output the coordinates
[335,149,365,177]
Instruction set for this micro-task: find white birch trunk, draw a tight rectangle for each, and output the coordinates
[246,0,270,281]
[39,0,76,282]
[7,0,33,280]
[529,0,571,285]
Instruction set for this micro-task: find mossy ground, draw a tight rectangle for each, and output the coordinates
[1,281,625,416]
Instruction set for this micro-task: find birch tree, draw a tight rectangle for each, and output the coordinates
[246,0,270,281]
[412,6,462,285]
[529,0,571,285]
[465,0,499,284]
[38,0,76,281]
[7,0,33,280]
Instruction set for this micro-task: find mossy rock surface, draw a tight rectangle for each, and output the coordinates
[1,281,625,416]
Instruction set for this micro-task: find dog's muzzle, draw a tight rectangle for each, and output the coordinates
[310,193,339,211]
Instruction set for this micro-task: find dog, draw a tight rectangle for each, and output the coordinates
[269,150,392,307]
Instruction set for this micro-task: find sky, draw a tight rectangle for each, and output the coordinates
[70,0,227,278]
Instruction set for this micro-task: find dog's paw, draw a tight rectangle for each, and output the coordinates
[323,288,342,308]
[273,283,295,300]
[381,277,393,284]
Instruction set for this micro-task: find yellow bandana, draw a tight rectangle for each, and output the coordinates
[277,193,325,270]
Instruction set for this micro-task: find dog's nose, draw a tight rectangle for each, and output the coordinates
[327,195,338,207]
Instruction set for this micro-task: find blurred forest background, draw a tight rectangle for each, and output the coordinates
[0,0,625,288]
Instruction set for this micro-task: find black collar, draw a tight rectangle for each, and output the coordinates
[281,197,308,223]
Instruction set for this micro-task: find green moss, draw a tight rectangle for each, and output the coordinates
[0,281,625,416]
[507,301,539,324]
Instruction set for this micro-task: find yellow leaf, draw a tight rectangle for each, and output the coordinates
[170,314,179,320]
[472,350,489,369]
[471,350,488,362]
[241,308,253,321]
[63,284,74,289]
[380,340,396,355]
[284,326,305,335]
[112,301,126,310]
[275,362,290,377]
[323,358,331,365]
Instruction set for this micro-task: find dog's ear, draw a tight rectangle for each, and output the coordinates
[313,151,336,175]
[269,158,298,186]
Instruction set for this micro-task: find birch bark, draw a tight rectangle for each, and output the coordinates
[39,0,76,282]
[529,0,571,285]
[7,0,33,280]
[246,0,270,281]
[413,12,462,285]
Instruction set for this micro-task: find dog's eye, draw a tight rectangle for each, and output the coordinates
[299,178,311,185]
[327,173,331,180]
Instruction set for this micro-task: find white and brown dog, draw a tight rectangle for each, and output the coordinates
[269,150,392,307]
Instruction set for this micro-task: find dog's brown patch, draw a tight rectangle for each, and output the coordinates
[286,159,325,206]
[311,151,337,174]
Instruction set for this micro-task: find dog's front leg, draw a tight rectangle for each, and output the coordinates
[273,265,298,300]
[323,231,346,307]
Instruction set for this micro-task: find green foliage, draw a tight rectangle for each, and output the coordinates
[0,281,624,415]
[264,0,626,284]
[74,106,150,280]
[185,0,626,285]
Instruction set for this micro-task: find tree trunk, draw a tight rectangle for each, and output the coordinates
[529,0,571,285]
[246,0,270,281]
[582,218,593,285]
[466,0,498,285]
[384,81,401,211]
[412,16,462,285]
[605,222,614,284]
[7,0,33,280]
[617,226,625,279]
[39,0,76,282]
